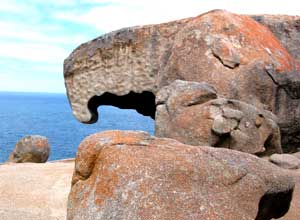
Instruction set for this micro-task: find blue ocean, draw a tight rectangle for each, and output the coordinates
[0,92,154,162]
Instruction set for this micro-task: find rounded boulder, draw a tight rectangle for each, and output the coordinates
[7,135,50,163]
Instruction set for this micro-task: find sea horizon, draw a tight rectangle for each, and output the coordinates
[0,91,154,162]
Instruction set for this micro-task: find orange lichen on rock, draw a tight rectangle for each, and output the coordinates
[155,80,282,155]
[251,14,300,65]
[67,130,295,220]
[237,14,295,72]
[64,11,300,146]
[211,11,295,69]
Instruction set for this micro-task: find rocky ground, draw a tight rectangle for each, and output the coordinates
[0,159,74,220]
[0,157,298,219]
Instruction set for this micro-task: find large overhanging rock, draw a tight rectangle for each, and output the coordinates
[64,9,300,149]
[155,80,282,156]
[67,130,295,220]
[64,17,189,122]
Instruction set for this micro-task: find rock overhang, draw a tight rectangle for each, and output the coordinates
[64,17,190,123]
[64,10,300,152]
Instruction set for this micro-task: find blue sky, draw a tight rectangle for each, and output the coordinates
[0,0,298,93]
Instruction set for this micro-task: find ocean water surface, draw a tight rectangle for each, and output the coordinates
[0,92,154,162]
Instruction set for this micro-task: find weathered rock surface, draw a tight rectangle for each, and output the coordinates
[7,135,50,163]
[0,160,74,220]
[251,14,300,63]
[156,80,282,155]
[64,10,300,151]
[67,130,294,220]
[278,169,300,220]
[270,153,300,169]
[249,14,300,130]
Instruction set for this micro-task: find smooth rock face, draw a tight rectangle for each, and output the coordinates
[270,154,300,169]
[251,14,300,63]
[7,135,50,163]
[64,10,300,150]
[155,80,282,155]
[67,130,294,220]
[0,160,74,220]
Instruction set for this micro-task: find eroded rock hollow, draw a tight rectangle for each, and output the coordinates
[64,10,300,151]
[64,9,300,220]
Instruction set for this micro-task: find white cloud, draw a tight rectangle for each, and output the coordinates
[56,0,300,33]
[0,41,68,63]
[0,74,9,80]
[0,77,66,93]
[0,21,88,45]
[55,1,203,32]
[39,0,77,6]
[0,0,27,13]
[13,0,77,8]
[0,62,63,76]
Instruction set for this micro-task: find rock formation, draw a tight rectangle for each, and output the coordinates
[63,9,300,220]
[7,135,50,163]
[67,130,294,220]
[251,14,300,63]
[155,80,282,155]
[270,154,300,169]
[64,10,300,151]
